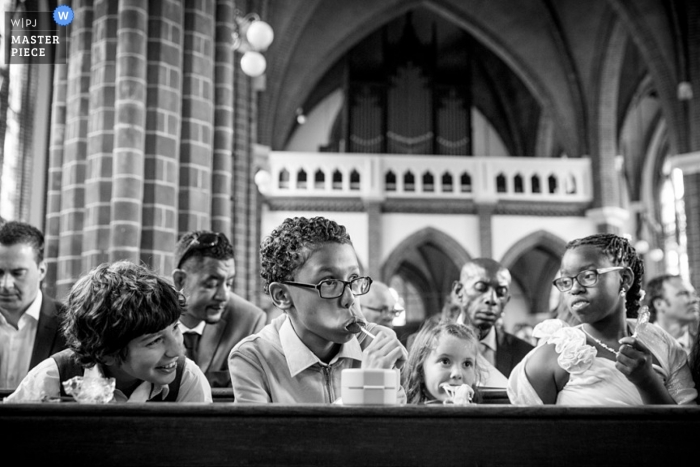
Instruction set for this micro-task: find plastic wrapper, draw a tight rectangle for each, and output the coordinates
[633,306,651,339]
[440,383,475,405]
[62,375,116,404]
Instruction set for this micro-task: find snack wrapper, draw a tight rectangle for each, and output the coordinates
[632,306,651,339]
[62,376,116,404]
[440,383,475,405]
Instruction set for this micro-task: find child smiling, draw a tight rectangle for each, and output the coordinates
[6,261,212,403]
[229,216,407,403]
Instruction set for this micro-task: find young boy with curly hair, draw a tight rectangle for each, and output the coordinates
[229,216,407,403]
[6,261,212,403]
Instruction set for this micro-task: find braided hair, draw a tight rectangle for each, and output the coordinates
[566,233,644,318]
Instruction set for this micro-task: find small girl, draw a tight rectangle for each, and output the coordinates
[403,322,482,404]
[508,233,697,405]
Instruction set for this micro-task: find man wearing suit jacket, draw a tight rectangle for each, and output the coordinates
[452,258,533,379]
[0,221,67,389]
[173,230,266,388]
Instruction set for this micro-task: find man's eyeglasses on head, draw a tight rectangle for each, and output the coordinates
[362,305,403,317]
[177,232,222,269]
[552,266,626,292]
[282,277,373,299]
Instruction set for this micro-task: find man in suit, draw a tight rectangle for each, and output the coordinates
[173,230,266,388]
[646,274,699,354]
[0,221,67,389]
[452,258,533,379]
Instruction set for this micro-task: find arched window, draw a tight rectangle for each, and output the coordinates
[332,169,343,190]
[514,174,524,193]
[422,171,434,192]
[531,175,541,194]
[385,171,397,191]
[496,173,507,193]
[404,171,415,192]
[441,172,453,192]
[460,172,472,193]
[279,169,290,189]
[548,174,557,194]
[297,169,307,189]
[350,169,360,190]
[314,169,325,189]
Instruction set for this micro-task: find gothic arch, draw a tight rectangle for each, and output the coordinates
[381,227,471,320]
[500,230,567,315]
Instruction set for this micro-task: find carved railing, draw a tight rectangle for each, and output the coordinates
[263,152,592,203]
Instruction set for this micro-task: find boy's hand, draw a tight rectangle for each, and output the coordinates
[361,326,407,370]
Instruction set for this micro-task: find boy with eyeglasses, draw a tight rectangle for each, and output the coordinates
[228,216,407,403]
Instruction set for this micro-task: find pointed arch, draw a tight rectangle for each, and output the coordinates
[381,227,471,322]
[500,230,567,316]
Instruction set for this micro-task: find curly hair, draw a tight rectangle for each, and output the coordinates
[644,274,677,323]
[260,216,352,294]
[62,261,185,367]
[566,233,644,318]
[175,230,234,270]
[402,322,482,404]
[0,221,44,262]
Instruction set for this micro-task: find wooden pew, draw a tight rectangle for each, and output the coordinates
[2,402,698,466]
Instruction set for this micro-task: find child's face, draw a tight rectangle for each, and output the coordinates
[108,321,184,388]
[559,245,623,324]
[421,333,477,402]
[285,242,364,346]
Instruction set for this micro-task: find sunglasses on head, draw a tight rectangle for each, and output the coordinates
[176,232,222,269]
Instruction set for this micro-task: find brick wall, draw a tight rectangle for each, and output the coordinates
[44,0,261,302]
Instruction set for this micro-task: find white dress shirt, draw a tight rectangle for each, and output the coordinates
[0,291,42,389]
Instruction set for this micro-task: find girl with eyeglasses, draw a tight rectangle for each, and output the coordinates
[507,233,696,405]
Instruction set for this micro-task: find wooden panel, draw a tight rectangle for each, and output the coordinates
[2,403,698,466]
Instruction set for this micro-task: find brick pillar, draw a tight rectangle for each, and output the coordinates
[178,0,215,234]
[232,59,252,299]
[211,0,235,237]
[142,0,184,274]
[108,0,148,263]
[44,55,68,299]
[83,0,117,270]
[477,203,494,258]
[56,0,93,298]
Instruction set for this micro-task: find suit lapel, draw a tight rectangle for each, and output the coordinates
[31,298,58,368]
[494,328,511,376]
[198,317,227,373]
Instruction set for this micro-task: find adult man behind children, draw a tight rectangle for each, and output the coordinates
[646,274,699,354]
[452,258,533,379]
[360,280,403,329]
[172,231,266,387]
[0,221,66,389]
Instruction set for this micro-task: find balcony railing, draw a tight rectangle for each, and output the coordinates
[263,152,592,203]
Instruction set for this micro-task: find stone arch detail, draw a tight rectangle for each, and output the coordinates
[500,229,567,270]
[381,227,471,282]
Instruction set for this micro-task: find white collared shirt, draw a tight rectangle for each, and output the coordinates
[178,320,206,336]
[480,325,498,366]
[4,354,213,403]
[0,291,43,389]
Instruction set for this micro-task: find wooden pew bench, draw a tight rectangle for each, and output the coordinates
[2,402,698,466]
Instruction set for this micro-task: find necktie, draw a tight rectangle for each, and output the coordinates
[183,332,200,362]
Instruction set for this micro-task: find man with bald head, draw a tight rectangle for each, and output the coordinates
[452,258,533,378]
[361,280,403,329]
